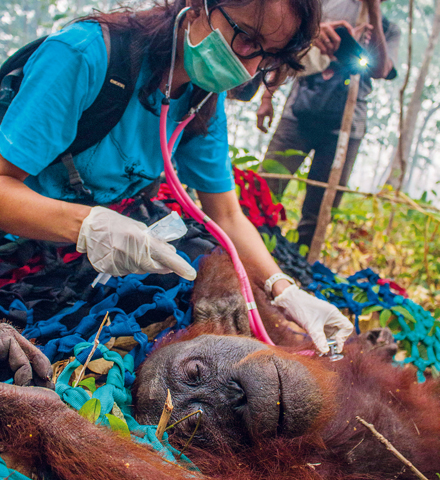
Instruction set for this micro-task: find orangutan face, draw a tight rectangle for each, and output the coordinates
[133,334,323,447]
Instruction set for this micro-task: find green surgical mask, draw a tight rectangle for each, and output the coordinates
[183,23,253,93]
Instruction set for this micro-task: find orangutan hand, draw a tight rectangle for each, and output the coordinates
[0,323,54,389]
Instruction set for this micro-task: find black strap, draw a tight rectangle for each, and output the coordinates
[53,25,142,197]
[60,152,92,196]
[0,36,48,84]
[56,25,139,161]
[0,24,141,198]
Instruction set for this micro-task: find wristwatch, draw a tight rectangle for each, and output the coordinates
[264,273,297,296]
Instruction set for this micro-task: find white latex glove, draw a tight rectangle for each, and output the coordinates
[76,206,197,280]
[272,285,353,354]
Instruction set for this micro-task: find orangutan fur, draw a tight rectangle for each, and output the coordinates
[0,252,439,480]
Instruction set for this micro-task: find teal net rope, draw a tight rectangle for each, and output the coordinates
[309,263,440,383]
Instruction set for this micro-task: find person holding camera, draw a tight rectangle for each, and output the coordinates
[257,0,401,249]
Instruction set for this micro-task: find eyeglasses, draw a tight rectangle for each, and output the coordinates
[208,6,285,72]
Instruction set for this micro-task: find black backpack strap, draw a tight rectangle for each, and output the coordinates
[0,36,49,123]
[57,24,138,159]
[0,36,49,83]
[54,23,141,197]
[0,23,141,198]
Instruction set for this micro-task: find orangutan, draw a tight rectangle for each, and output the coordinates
[0,253,439,480]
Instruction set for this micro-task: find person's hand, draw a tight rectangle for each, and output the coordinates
[353,22,373,44]
[76,206,197,280]
[314,21,355,57]
[272,285,354,354]
[257,95,274,133]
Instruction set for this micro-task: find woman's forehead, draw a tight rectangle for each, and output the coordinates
[227,0,300,48]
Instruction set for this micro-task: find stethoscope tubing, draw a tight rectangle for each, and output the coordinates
[160,103,274,345]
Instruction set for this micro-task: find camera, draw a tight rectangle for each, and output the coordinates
[333,26,370,73]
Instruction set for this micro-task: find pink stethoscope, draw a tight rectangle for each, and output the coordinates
[159,7,274,345]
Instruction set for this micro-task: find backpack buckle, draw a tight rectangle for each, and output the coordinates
[60,153,92,197]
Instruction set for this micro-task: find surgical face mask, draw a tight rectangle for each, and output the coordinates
[183,22,253,93]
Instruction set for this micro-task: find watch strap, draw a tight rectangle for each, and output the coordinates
[264,273,296,295]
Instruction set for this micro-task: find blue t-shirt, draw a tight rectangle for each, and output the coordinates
[0,22,234,204]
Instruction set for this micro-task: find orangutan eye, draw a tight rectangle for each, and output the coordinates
[185,360,203,385]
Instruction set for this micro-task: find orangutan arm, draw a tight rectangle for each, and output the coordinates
[0,382,191,480]
[197,190,292,298]
[0,325,193,479]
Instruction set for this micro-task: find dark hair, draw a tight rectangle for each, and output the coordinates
[80,0,320,138]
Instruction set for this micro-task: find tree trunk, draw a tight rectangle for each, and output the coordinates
[386,0,440,189]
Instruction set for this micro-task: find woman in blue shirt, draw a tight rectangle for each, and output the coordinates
[0,0,353,354]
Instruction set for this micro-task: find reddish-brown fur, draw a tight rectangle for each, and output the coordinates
[1,252,440,479]
[156,328,440,480]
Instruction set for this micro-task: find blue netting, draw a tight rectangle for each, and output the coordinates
[309,262,440,382]
[8,252,201,371]
[1,252,203,479]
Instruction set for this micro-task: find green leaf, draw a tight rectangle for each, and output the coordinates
[418,343,429,361]
[272,149,306,157]
[78,377,97,393]
[432,365,439,379]
[78,398,101,424]
[353,291,368,303]
[105,414,131,437]
[434,308,440,319]
[247,163,259,172]
[428,320,440,337]
[334,276,349,284]
[391,306,416,323]
[262,233,277,253]
[379,309,392,327]
[268,235,277,253]
[262,159,291,175]
[228,145,239,157]
[288,210,300,222]
[233,155,258,165]
[372,285,380,294]
[285,229,299,244]
[362,305,383,315]
[400,339,412,356]
[52,13,68,21]
[387,316,401,334]
[299,244,309,257]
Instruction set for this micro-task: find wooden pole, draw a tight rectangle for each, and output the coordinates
[308,73,360,263]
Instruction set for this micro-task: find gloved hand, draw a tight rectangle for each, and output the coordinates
[76,206,197,280]
[272,285,353,354]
